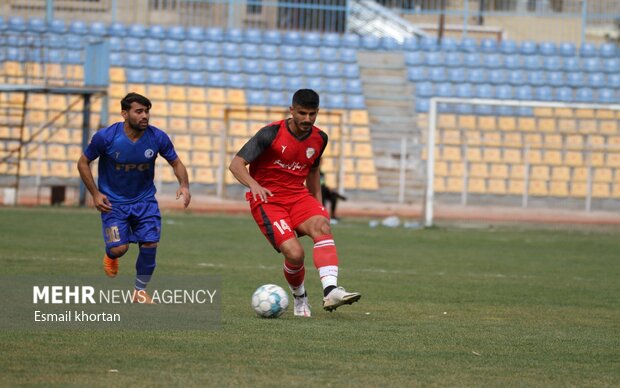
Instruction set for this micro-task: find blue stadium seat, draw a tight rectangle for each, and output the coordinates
[523,55,542,70]
[283,31,302,45]
[8,16,26,32]
[440,37,458,52]
[508,70,525,85]
[221,42,240,58]
[599,42,616,58]
[347,95,366,109]
[579,42,597,57]
[519,40,538,55]
[226,28,244,43]
[346,79,363,94]
[566,72,584,88]
[303,31,322,47]
[609,73,620,88]
[125,53,143,68]
[146,55,165,69]
[436,82,453,97]
[108,22,126,37]
[242,59,262,74]
[246,90,266,105]
[188,72,207,86]
[263,30,281,45]
[341,33,360,48]
[268,91,288,106]
[64,50,82,64]
[280,45,299,60]
[420,37,439,51]
[597,88,615,103]
[262,60,280,75]
[187,26,206,41]
[207,72,226,87]
[203,41,220,56]
[227,73,245,88]
[586,73,605,88]
[126,69,146,84]
[415,98,430,112]
[205,27,224,42]
[402,37,418,51]
[89,21,107,37]
[499,39,518,55]
[148,25,167,39]
[246,74,266,89]
[184,56,203,71]
[444,52,463,67]
[455,83,473,98]
[27,18,46,33]
[562,56,580,72]
[183,40,203,56]
[535,86,553,101]
[0,16,5,31]
[407,67,425,82]
[299,46,318,59]
[325,78,345,93]
[582,57,600,72]
[463,53,481,68]
[495,85,513,99]
[223,59,242,73]
[546,71,564,87]
[168,71,186,85]
[320,47,339,62]
[459,37,477,53]
[148,70,167,84]
[447,67,465,83]
[128,24,147,38]
[527,70,545,86]
[244,29,262,44]
[539,41,557,56]
[46,34,65,49]
[559,42,576,57]
[64,34,83,50]
[404,51,423,66]
[480,38,498,53]
[381,37,400,51]
[323,63,342,78]
[204,58,222,72]
[144,39,162,54]
[261,44,279,59]
[415,82,433,98]
[489,69,506,84]
[483,54,502,68]
[306,77,323,91]
[167,25,185,41]
[166,56,184,71]
[543,56,561,71]
[109,36,123,52]
[425,51,442,66]
[515,85,533,100]
[555,86,573,102]
[282,61,302,77]
[241,43,260,59]
[109,52,124,67]
[340,48,357,63]
[303,62,321,77]
[162,40,181,55]
[575,87,594,103]
[604,58,620,73]
[474,83,493,99]
[48,19,66,34]
[361,35,380,50]
[322,33,341,48]
[429,67,447,82]
[466,68,485,84]
[44,48,63,63]
[324,94,346,109]
[502,54,521,69]
[285,77,303,92]
[342,63,360,78]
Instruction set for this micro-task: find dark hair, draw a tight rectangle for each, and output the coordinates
[121,93,152,111]
[292,89,319,109]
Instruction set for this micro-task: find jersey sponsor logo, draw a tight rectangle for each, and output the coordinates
[144,149,154,158]
[273,159,306,171]
[115,163,151,172]
[281,145,287,154]
[305,147,315,159]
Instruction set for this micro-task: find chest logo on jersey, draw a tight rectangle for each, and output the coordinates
[144,149,155,158]
[115,163,150,172]
[274,160,306,171]
[306,147,315,159]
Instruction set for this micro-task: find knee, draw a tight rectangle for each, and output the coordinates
[317,219,332,236]
[140,242,158,249]
[108,244,129,258]
[283,246,305,266]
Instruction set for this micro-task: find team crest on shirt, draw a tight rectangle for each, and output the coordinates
[144,149,154,158]
[305,147,315,159]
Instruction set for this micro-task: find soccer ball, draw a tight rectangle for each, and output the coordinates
[251,284,289,318]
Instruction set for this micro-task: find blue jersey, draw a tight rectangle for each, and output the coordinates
[84,122,178,204]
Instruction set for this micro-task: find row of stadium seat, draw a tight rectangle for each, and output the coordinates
[2,16,618,57]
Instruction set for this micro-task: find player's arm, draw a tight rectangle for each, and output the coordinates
[229,155,272,203]
[168,157,191,208]
[306,166,322,203]
[77,153,112,212]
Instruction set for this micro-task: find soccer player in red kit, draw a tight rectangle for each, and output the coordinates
[229,89,361,317]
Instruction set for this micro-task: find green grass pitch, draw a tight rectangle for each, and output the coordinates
[0,207,618,386]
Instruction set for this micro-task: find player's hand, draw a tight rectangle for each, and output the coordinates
[176,186,191,208]
[249,183,273,203]
[93,193,112,213]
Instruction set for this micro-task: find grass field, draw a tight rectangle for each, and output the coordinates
[0,207,618,386]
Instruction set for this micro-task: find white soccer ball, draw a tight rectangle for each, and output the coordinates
[251,284,289,318]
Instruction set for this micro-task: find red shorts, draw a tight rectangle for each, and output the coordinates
[246,191,329,250]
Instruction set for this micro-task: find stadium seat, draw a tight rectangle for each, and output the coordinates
[223,59,241,73]
[162,40,181,55]
[404,51,423,66]
[575,88,594,103]
[283,31,302,46]
[466,68,485,84]
[146,55,165,69]
[501,54,520,69]
[597,88,615,103]
[539,41,557,56]
[340,48,357,63]
[188,72,207,86]
[523,55,542,70]
[323,63,342,78]
[346,79,363,94]
[499,39,517,55]
[64,50,82,65]
[546,71,564,87]
[320,47,339,62]
[527,70,545,86]
[226,73,245,89]
[306,77,323,91]
[128,24,147,38]
[48,19,66,34]
[226,28,244,43]
[126,69,146,84]
[143,38,162,54]
[542,56,561,71]
[535,86,553,101]
[425,51,443,66]
[347,95,366,109]
[608,74,620,88]
[483,54,502,68]
[165,25,184,41]
[263,30,281,45]
[147,24,166,39]
[447,67,466,83]
[303,31,322,47]
[555,87,573,102]
[65,35,84,50]
[582,57,600,73]
[221,42,240,58]
[27,17,46,33]
[579,42,597,57]
[280,45,300,61]
[599,42,616,58]
[474,83,493,99]
[603,58,620,73]
[244,29,262,44]
[429,67,447,82]
[7,16,26,32]
[381,37,400,51]
[586,73,605,88]
[168,72,186,86]
[245,74,265,90]
[489,69,506,84]
[402,37,418,51]
[459,37,477,53]
[108,22,126,37]
[415,82,433,98]
[147,70,167,84]
[566,72,584,88]
[444,52,462,67]
[241,59,262,74]
[463,53,481,68]
[240,43,260,59]
[204,57,222,72]
[266,75,284,91]
[341,33,360,48]
[441,37,458,52]
[495,85,513,100]
[480,38,498,53]
[303,62,321,77]
[282,61,302,77]
[515,85,533,100]
[285,77,303,92]
[183,56,203,71]
[559,42,576,57]
[507,70,525,86]
[519,40,538,55]
[361,35,380,50]
[267,91,288,106]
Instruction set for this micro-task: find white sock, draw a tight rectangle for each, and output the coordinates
[318,265,338,289]
[289,282,306,297]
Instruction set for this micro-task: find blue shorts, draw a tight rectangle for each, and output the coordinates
[100,198,161,248]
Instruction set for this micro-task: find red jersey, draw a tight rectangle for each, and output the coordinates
[237,119,328,195]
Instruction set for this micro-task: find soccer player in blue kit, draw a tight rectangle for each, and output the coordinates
[77,93,191,303]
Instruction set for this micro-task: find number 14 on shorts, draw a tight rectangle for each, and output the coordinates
[274,219,292,235]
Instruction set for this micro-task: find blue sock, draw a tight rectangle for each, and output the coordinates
[135,246,157,290]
